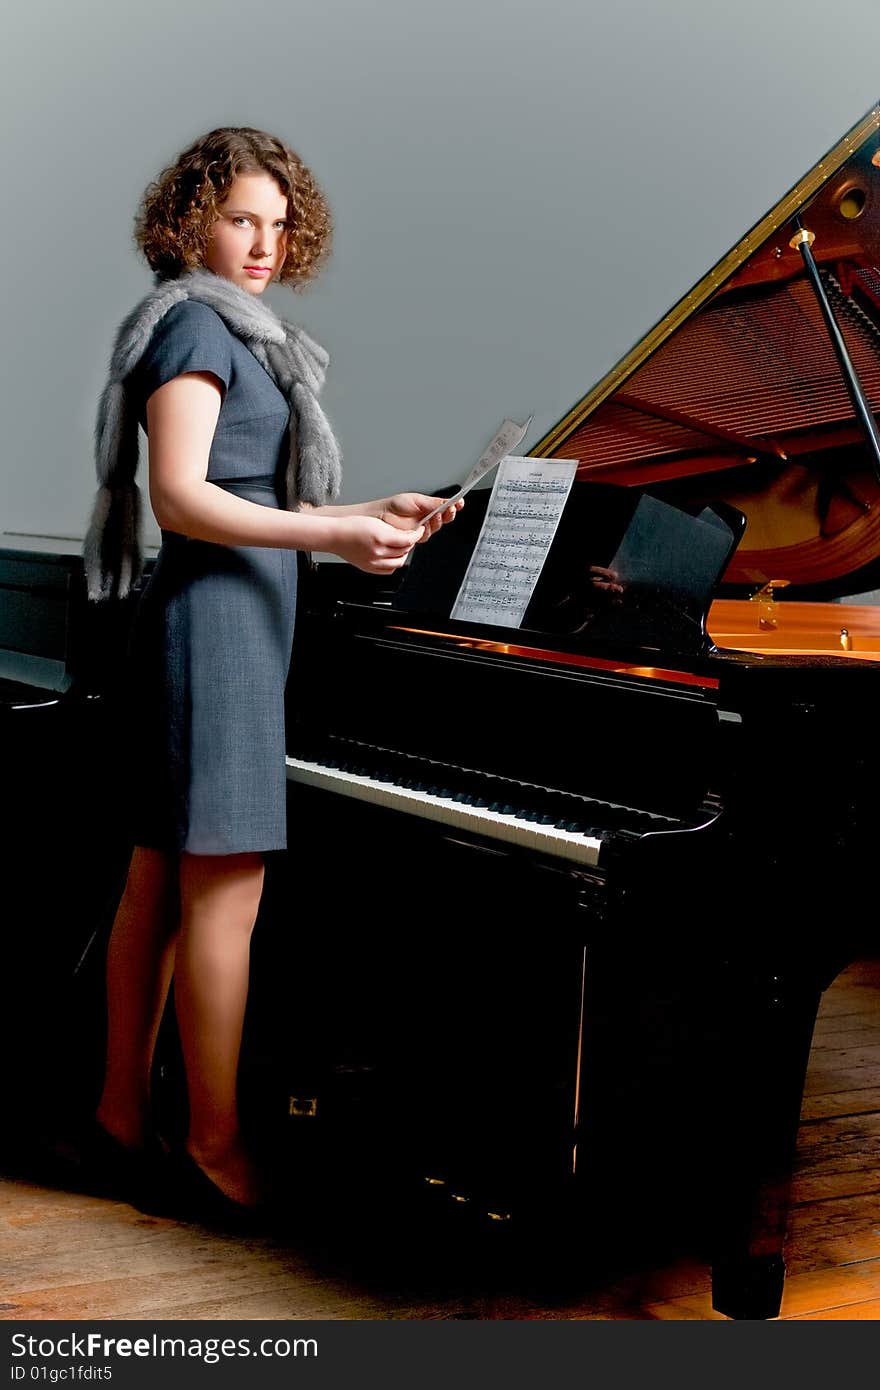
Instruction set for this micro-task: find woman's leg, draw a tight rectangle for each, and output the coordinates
[173,850,266,1205]
[96,844,180,1149]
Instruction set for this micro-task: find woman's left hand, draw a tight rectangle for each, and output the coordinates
[379,492,464,540]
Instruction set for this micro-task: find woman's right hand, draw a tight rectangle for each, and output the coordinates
[330,516,425,573]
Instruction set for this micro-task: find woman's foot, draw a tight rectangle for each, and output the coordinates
[51,1115,164,1208]
[93,1107,150,1153]
[183,1138,268,1208]
[159,1143,272,1231]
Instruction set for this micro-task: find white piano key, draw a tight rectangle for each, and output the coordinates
[285,755,604,868]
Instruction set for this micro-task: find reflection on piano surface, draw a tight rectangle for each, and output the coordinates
[276,100,880,1320]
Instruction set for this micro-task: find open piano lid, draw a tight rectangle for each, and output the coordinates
[537,99,880,660]
[397,100,880,665]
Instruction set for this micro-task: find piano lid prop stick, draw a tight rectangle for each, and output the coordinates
[791,224,880,487]
[419,415,534,525]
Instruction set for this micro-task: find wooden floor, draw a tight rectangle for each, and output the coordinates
[2,957,879,1321]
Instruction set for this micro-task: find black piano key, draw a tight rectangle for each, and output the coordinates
[317,740,678,840]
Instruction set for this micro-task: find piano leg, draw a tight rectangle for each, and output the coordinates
[708,964,823,1320]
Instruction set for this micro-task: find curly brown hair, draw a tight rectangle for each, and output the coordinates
[134,126,332,289]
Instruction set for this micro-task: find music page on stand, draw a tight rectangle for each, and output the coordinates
[451,456,578,627]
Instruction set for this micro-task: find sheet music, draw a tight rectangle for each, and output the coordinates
[419,416,533,525]
[451,456,578,626]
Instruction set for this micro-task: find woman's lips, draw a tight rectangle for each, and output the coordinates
[244,267,271,277]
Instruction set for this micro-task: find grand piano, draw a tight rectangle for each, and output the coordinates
[268,100,880,1319]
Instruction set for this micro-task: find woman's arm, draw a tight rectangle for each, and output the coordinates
[306,493,464,539]
[146,373,422,574]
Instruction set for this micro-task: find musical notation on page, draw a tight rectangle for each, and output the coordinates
[419,416,534,526]
[451,456,578,627]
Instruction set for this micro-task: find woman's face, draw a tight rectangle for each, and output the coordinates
[203,172,289,294]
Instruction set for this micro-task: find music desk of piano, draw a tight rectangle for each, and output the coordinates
[276,101,880,1320]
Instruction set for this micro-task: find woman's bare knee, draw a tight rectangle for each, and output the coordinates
[178,851,265,933]
[127,844,178,897]
[114,844,179,933]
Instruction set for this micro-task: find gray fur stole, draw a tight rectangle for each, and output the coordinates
[83,268,343,601]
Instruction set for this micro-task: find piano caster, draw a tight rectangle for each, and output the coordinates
[710,1253,786,1321]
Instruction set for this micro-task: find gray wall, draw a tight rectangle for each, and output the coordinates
[2,0,879,549]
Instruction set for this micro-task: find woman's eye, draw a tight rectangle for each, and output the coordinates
[232,217,251,227]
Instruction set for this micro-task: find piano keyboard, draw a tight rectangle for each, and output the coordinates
[285,745,681,869]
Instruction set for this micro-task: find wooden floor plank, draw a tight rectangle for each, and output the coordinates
[804,1062,880,1097]
[786,1298,880,1320]
[777,1261,880,1320]
[643,1259,880,1321]
[799,1087,880,1121]
[783,1192,880,1272]
[809,1026,880,1050]
[814,990,880,1017]
[806,1054,880,1084]
[788,1113,880,1203]
[0,1267,388,1322]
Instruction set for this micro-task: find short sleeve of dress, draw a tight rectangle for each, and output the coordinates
[132,300,233,406]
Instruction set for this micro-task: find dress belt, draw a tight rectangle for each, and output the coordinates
[212,476,279,493]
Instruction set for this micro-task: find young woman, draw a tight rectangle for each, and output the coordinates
[81,126,461,1216]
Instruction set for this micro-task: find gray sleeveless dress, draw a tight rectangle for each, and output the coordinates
[124,299,298,855]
